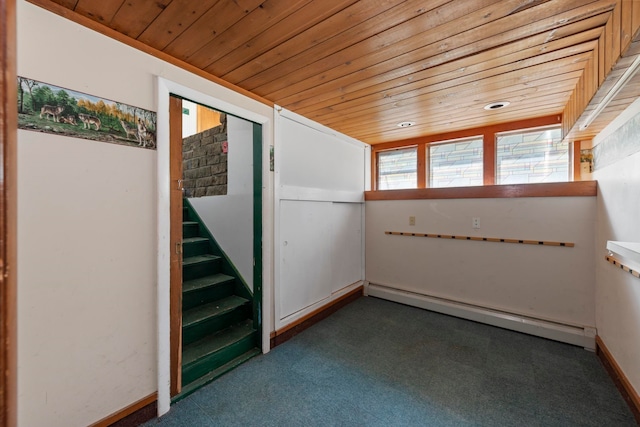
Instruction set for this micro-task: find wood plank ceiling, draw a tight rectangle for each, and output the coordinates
[41,0,640,145]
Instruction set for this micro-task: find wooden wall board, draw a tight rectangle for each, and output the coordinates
[1,0,17,425]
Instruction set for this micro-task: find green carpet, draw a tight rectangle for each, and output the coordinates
[144,296,636,426]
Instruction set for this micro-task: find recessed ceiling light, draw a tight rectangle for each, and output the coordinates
[484,101,510,110]
[397,121,416,128]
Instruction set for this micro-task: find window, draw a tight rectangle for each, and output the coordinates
[429,137,483,188]
[377,147,417,190]
[371,117,570,191]
[496,127,568,184]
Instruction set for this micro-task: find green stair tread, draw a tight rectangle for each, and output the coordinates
[183,295,249,329]
[182,237,208,244]
[183,254,220,266]
[183,273,234,294]
[183,320,256,368]
[174,348,261,403]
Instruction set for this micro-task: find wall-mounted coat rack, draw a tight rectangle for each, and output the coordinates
[606,241,640,279]
[605,255,640,279]
[385,231,574,247]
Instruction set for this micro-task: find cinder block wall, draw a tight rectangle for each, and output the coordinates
[182,113,227,197]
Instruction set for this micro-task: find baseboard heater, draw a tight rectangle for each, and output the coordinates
[367,283,596,350]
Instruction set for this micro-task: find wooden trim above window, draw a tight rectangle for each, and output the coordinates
[365,181,597,201]
[371,115,562,152]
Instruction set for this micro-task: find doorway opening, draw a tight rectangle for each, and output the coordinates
[168,94,263,399]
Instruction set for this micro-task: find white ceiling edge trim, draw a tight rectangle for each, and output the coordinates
[593,96,640,147]
[607,241,640,267]
[580,55,640,132]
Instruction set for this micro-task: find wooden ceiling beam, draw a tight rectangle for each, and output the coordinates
[249,0,528,94]
[187,0,315,69]
[136,0,222,51]
[283,19,607,112]
[350,83,578,133]
[256,0,615,99]
[162,0,264,61]
[318,56,589,127]
[25,0,273,107]
[205,0,360,76]
[342,100,569,143]
[332,88,577,141]
[50,0,78,9]
[299,40,598,120]
[218,0,415,84]
[353,100,569,144]
[72,0,123,25]
[326,89,575,141]
[109,0,172,39]
[335,74,581,141]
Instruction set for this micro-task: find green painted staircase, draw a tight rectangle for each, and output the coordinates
[177,201,260,400]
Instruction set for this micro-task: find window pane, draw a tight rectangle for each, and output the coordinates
[496,128,568,184]
[378,147,417,190]
[429,138,483,188]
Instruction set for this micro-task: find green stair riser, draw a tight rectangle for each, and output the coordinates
[183,222,200,238]
[183,239,210,258]
[183,259,221,281]
[183,304,251,346]
[174,348,261,403]
[180,199,259,394]
[183,280,235,311]
[182,333,257,386]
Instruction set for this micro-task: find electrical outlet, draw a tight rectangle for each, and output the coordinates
[409,216,416,226]
[472,217,480,229]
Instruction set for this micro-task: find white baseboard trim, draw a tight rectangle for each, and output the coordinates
[367,283,596,350]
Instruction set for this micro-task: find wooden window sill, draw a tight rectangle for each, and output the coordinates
[365,181,597,201]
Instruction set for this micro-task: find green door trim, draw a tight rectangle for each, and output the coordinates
[252,122,263,347]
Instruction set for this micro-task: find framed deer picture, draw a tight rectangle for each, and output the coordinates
[17,77,156,150]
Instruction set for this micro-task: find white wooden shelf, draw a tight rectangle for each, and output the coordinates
[607,241,640,264]
[606,241,640,280]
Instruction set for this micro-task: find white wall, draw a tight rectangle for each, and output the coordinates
[189,116,254,289]
[274,108,368,329]
[181,99,198,138]
[366,196,596,328]
[593,100,640,398]
[17,134,157,427]
[16,1,273,426]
